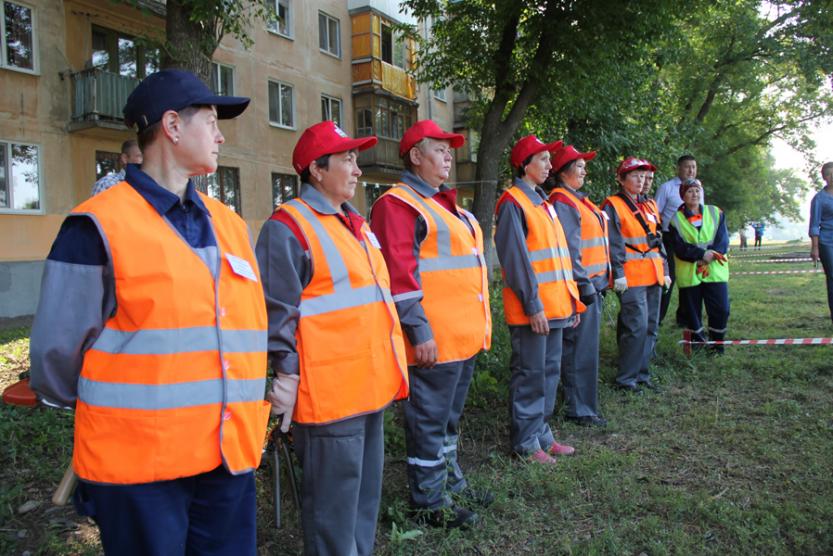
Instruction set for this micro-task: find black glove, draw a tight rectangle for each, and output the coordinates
[580,293,596,307]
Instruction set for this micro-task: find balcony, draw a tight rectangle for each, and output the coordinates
[357,136,404,178]
[68,68,139,133]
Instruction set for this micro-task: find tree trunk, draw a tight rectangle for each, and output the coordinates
[164,0,215,85]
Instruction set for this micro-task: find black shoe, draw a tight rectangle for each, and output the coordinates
[457,488,495,508]
[565,415,608,427]
[614,383,642,394]
[637,380,659,391]
[414,504,479,529]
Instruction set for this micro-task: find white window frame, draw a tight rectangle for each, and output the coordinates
[321,94,343,126]
[0,139,43,214]
[211,62,235,96]
[268,79,295,130]
[266,0,292,39]
[0,0,39,75]
[433,88,447,102]
[318,11,341,58]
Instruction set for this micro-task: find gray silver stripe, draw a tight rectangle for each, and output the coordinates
[92,327,266,355]
[529,246,571,262]
[392,186,452,258]
[624,251,663,262]
[536,268,574,283]
[300,285,387,317]
[420,254,482,272]
[392,290,422,302]
[78,377,266,410]
[584,261,609,275]
[579,237,607,249]
[287,200,351,295]
[623,233,649,244]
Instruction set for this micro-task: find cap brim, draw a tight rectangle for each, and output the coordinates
[545,140,564,153]
[331,135,378,155]
[581,151,597,162]
[197,95,251,120]
[427,131,465,149]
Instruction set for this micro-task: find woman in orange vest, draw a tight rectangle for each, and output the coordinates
[547,145,609,427]
[602,157,670,393]
[29,70,269,555]
[495,135,583,464]
[255,121,409,555]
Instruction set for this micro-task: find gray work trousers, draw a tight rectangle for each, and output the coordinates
[561,292,602,417]
[509,325,563,455]
[404,356,476,509]
[616,285,661,386]
[294,411,384,556]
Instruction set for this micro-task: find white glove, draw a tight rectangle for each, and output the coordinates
[613,277,628,293]
[664,275,672,289]
[267,373,300,432]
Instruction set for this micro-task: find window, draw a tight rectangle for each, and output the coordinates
[433,88,447,102]
[356,109,373,137]
[1,1,37,72]
[268,80,294,128]
[271,172,297,208]
[364,182,391,207]
[194,167,241,214]
[91,25,159,79]
[0,140,41,212]
[95,151,120,180]
[374,97,412,140]
[318,11,340,57]
[266,0,292,38]
[321,95,342,127]
[211,62,234,96]
[381,23,407,69]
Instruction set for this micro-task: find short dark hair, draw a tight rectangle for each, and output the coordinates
[300,154,331,183]
[821,162,833,180]
[543,159,577,192]
[120,139,139,154]
[515,155,534,178]
[136,105,205,151]
[677,154,696,166]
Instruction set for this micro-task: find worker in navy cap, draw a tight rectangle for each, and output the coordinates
[29,69,269,555]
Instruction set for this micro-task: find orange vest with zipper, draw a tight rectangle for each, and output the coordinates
[641,198,661,226]
[549,187,610,280]
[375,184,491,365]
[279,199,409,425]
[71,182,270,485]
[603,194,664,287]
[497,186,583,325]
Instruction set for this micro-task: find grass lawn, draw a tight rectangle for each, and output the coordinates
[2,242,832,555]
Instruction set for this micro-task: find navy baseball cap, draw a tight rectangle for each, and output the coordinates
[123,69,250,132]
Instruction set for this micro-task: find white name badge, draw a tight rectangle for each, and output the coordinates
[226,253,258,282]
[602,211,610,221]
[365,230,382,249]
[547,204,557,220]
[646,213,657,223]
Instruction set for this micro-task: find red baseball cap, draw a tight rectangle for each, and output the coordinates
[399,120,465,157]
[643,159,657,172]
[550,145,597,174]
[292,121,378,174]
[616,157,653,176]
[510,135,563,169]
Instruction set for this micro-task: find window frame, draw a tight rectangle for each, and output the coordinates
[432,88,447,102]
[271,171,298,208]
[90,24,159,80]
[0,139,44,214]
[266,0,293,39]
[193,166,241,215]
[318,11,341,58]
[211,61,235,96]
[267,79,295,130]
[320,94,343,127]
[0,0,39,75]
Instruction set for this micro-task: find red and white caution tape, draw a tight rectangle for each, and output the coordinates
[680,330,833,354]
[746,258,813,263]
[732,269,822,276]
[731,251,805,259]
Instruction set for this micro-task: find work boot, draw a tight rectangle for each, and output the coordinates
[547,441,575,456]
[527,449,557,465]
[415,504,479,529]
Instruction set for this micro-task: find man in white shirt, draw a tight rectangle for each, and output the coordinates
[655,154,698,325]
[91,140,143,196]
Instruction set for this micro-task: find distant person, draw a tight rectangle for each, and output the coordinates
[809,161,833,324]
[655,155,700,325]
[739,228,748,250]
[752,222,765,249]
[91,140,143,196]
[668,179,730,353]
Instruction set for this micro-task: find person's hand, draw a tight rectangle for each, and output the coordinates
[712,251,727,265]
[702,250,715,263]
[811,245,820,264]
[268,373,300,432]
[413,339,438,368]
[613,277,628,293]
[664,275,672,289]
[571,313,581,328]
[529,310,550,335]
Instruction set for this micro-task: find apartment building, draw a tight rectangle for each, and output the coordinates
[0,0,464,318]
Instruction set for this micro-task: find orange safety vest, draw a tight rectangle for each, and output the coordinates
[375,184,491,365]
[603,194,664,287]
[496,186,583,325]
[641,198,661,227]
[279,199,409,425]
[71,182,270,485]
[549,187,610,280]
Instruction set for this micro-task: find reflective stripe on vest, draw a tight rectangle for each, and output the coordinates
[604,194,664,287]
[281,198,409,424]
[70,182,269,485]
[550,187,610,280]
[497,186,583,325]
[376,185,491,364]
[671,205,729,287]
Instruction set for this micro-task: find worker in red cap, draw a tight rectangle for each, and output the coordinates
[255,120,409,554]
[546,144,609,427]
[369,119,491,529]
[602,157,670,393]
[495,135,583,464]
